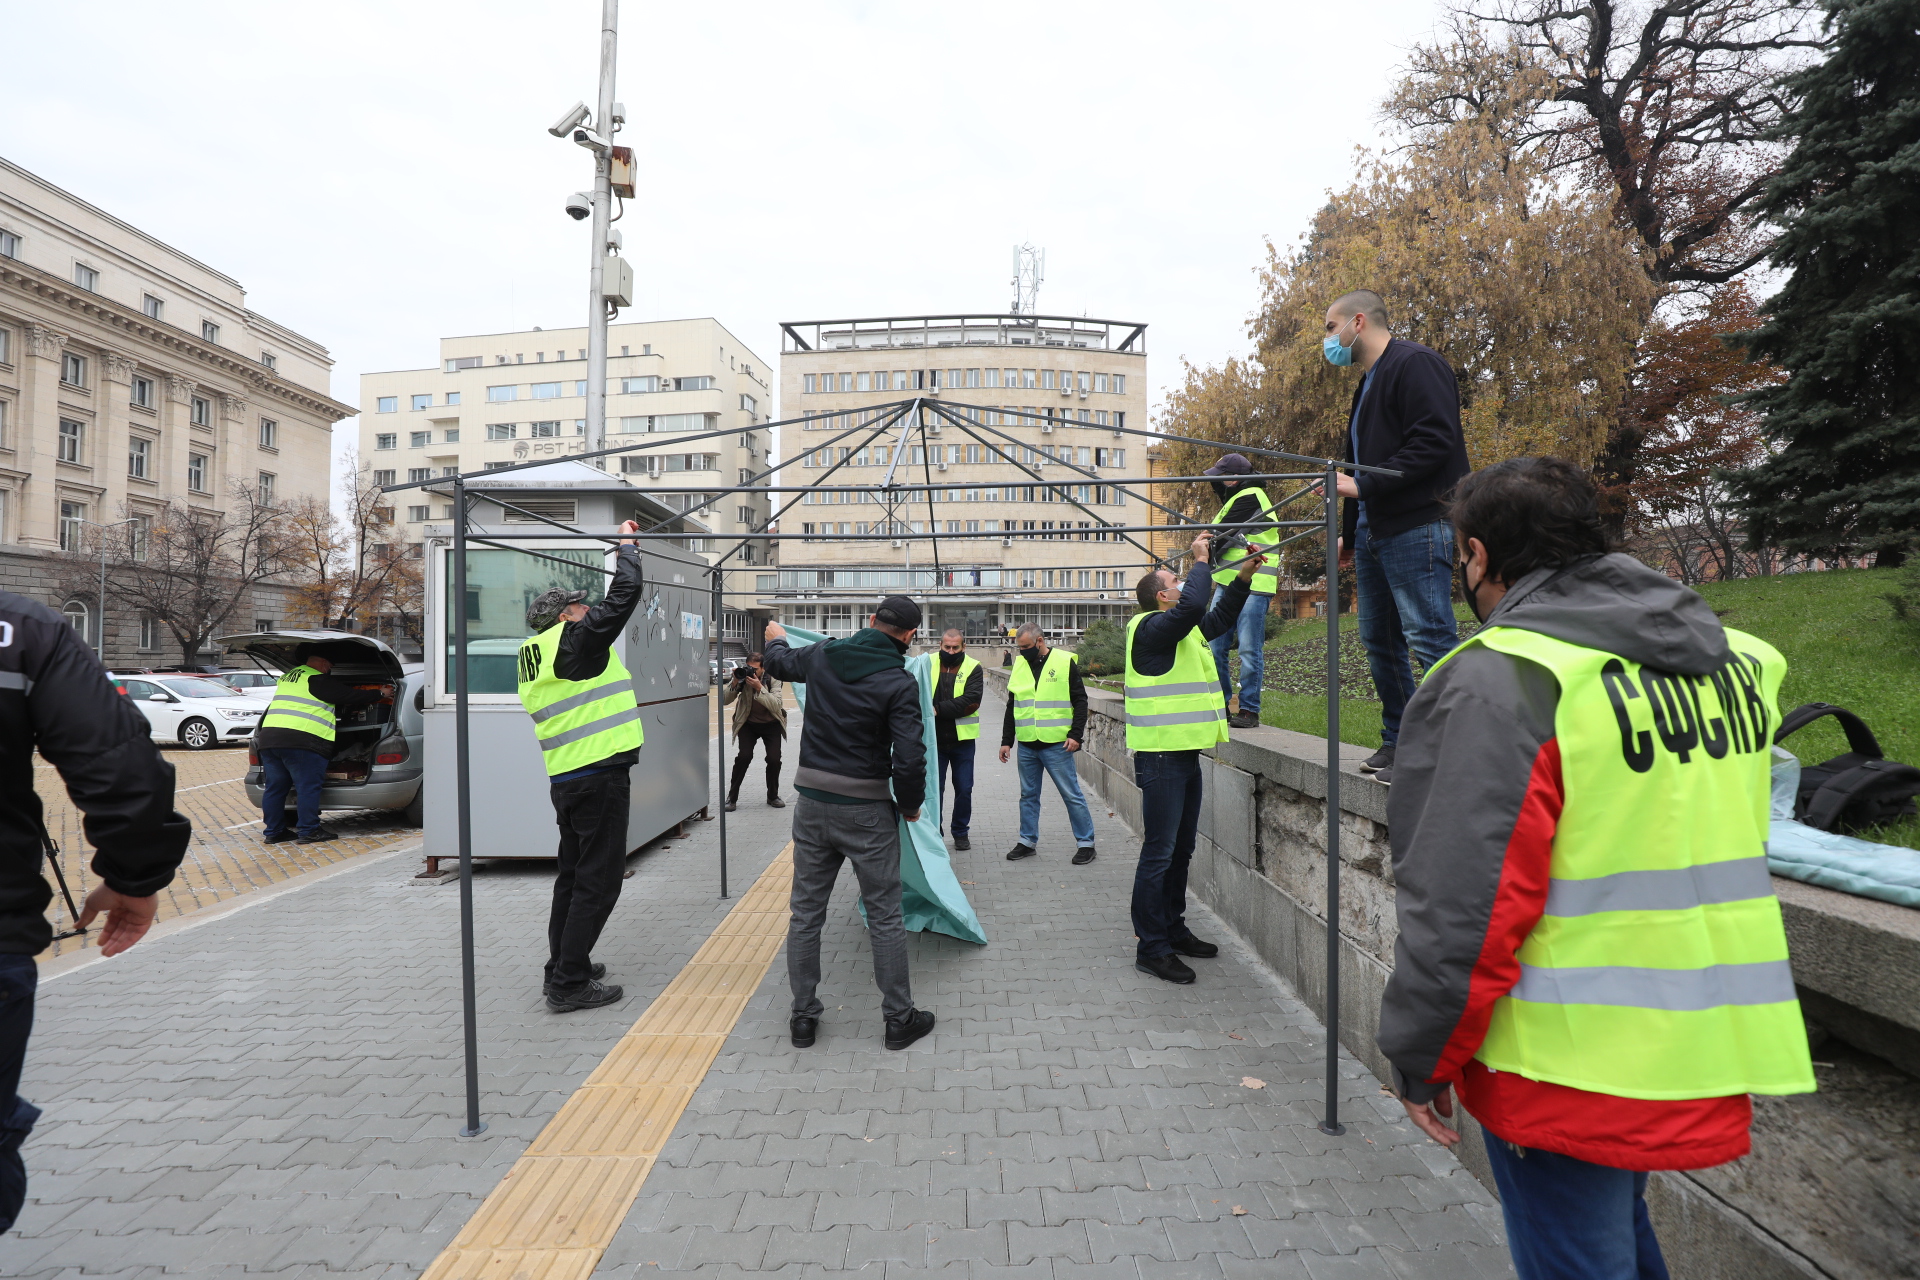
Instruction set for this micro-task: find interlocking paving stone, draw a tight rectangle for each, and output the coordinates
[15,695,1511,1277]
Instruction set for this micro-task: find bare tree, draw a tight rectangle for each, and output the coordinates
[281,459,423,642]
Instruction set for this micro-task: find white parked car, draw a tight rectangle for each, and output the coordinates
[111,673,269,750]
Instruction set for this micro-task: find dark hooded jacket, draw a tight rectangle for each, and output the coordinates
[1377,553,1758,1171]
[761,628,925,812]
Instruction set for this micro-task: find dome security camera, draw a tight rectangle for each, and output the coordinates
[564,192,592,221]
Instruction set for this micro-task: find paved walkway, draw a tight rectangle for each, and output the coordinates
[13,692,1510,1278]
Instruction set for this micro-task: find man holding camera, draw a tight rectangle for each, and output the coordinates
[1125,535,1266,983]
[1201,453,1281,729]
[933,629,983,851]
[723,653,786,812]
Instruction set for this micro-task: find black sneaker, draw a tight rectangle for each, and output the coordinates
[884,1008,936,1050]
[1006,844,1037,861]
[767,795,786,808]
[953,835,970,851]
[1374,766,1394,786]
[262,831,294,845]
[1170,935,1219,958]
[1135,953,1197,985]
[790,1015,817,1048]
[543,962,607,996]
[297,827,341,844]
[1227,711,1260,729]
[1072,846,1097,865]
[725,799,738,812]
[1360,745,1395,773]
[546,979,625,1013]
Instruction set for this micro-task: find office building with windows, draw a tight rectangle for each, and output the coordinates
[0,157,352,662]
[763,313,1150,640]
[359,318,773,566]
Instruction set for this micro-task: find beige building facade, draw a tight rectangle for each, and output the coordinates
[765,313,1150,639]
[0,156,352,659]
[360,317,773,565]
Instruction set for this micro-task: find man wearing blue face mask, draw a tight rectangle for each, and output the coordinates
[1318,289,1469,784]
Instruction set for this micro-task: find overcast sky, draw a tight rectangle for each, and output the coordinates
[4,1,1445,485]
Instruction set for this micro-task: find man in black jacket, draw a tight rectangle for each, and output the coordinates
[1,589,191,1232]
[932,629,983,851]
[761,596,935,1052]
[255,646,390,845]
[1324,289,1470,783]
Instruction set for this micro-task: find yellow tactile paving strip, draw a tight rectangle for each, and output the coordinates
[35,747,419,958]
[421,843,795,1280]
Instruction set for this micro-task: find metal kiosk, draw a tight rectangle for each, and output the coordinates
[420,460,712,873]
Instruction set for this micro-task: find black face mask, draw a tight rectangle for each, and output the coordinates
[940,649,963,666]
[1209,480,1232,501]
[1459,558,1491,624]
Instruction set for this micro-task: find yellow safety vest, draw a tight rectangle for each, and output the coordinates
[1435,624,1816,1100]
[516,621,645,777]
[261,665,336,742]
[945,655,982,741]
[1210,486,1281,593]
[1009,647,1076,744]
[1123,612,1229,751]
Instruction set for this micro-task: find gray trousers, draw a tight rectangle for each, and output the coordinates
[788,795,913,1022]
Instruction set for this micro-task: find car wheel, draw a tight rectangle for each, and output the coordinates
[178,718,216,750]
[400,786,424,828]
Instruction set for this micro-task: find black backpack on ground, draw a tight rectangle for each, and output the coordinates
[1773,702,1920,834]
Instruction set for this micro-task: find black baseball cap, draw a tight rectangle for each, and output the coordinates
[874,595,922,629]
[1204,453,1254,477]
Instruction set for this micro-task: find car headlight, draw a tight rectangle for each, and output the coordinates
[219,708,258,720]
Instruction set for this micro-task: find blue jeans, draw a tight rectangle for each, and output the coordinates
[1131,750,1203,958]
[1484,1137,1670,1280]
[1208,588,1271,716]
[1353,518,1459,746]
[0,953,40,1234]
[938,741,976,837]
[260,747,328,838]
[1016,741,1095,848]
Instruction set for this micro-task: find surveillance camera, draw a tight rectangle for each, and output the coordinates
[564,192,592,221]
[548,101,590,138]
[572,127,610,155]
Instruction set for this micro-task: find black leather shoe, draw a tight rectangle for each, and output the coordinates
[297,827,341,844]
[1228,711,1260,729]
[1135,954,1197,984]
[790,1015,817,1048]
[725,799,738,812]
[1072,846,1097,865]
[546,979,625,1013]
[1360,745,1395,773]
[885,1008,936,1050]
[1006,844,1037,861]
[543,962,607,995]
[1170,935,1219,958]
[262,831,294,844]
[767,795,786,808]
[953,835,970,851]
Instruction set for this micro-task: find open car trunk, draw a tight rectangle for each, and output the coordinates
[217,629,408,787]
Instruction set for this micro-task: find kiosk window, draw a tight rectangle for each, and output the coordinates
[441,547,606,696]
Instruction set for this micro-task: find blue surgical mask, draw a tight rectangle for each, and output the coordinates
[1322,317,1357,367]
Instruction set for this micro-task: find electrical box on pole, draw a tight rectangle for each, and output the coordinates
[610,146,636,199]
[603,256,633,308]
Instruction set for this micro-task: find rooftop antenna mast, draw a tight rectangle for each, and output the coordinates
[1011,244,1045,317]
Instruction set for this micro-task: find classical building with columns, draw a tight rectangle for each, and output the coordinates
[0,157,352,664]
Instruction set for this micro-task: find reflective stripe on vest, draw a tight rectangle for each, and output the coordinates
[949,655,982,741]
[261,666,336,742]
[1008,646,1076,743]
[1434,624,1815,1101]
[516,621,645,777]
[1210,486,1281,592]
[1123,613,1228,751]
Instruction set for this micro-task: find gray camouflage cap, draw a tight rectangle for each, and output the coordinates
[526,587,590,633]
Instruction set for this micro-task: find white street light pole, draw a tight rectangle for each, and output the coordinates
[584,0,619,460]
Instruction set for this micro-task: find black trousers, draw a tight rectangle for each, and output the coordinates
[729,720,784,801]
[545,768,631,992]
[0,953,39,1234]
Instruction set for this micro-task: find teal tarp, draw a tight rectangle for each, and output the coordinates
[780,626,988,944]
[1768,748,1920,908]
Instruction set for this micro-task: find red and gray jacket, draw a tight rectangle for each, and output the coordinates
[1378,553,1757,1171]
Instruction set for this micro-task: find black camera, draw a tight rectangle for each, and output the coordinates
[1206,529,1252,557]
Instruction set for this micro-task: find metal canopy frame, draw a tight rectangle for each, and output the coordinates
[383,396,1397,1140]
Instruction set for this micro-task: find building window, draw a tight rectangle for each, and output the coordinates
[444,428,460,443]
[128,436,150,478]
[259,418,278,449]
[407,467,431,483]
[486,423,516,441]
[143,294,164,320]
[445,356,483,372]
[531,382,562,399]
[0,230,17,257]
[373,469,396,485]
[139,616,157,650]
[446,391,462,406]
[411,393,431,411]
[408,505,430,522]
[673,376,714,391]
[740,394,757,413]
[130,514,152,560]
[530,421,559,438]
[622,376,660,394]
[58,501,86,550]
[63,600,89,638]
[410,430,430,448]
[131,376,153,408]
[74,264,99,291]
[58,418,84,462]
[191,396,212,426]
[261,352,277,371]
[201,320,221,343]
[62,353,86,386]
[256,472,275,505]
[803,374,816,394]
[0,329,8,364]
[377,396,398,413]
[486,385,517,402]
[188,454,208,491]
[484,461,512,470]
[375,432,397,450]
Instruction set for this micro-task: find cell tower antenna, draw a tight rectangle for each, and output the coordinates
[1011,244,1045,316]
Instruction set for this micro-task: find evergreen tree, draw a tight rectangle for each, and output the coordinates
[1733,0,1920,566]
